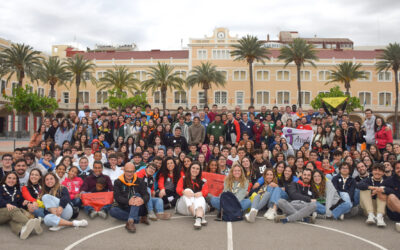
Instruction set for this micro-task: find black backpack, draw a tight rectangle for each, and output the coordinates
[220,192,243,222]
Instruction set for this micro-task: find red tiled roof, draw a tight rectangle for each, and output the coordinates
[269,49,383,60]
[77,50,189,60]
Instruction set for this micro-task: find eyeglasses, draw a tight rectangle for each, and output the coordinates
[3,158,12,161]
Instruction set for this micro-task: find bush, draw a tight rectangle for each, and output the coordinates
[311,85,363,113]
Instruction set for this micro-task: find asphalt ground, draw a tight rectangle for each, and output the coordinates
[0,210,399,250]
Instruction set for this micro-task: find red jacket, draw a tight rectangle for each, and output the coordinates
[297,124,312,130]
[375,125,393,149]
[252,123,264,144]
[176,176,208,197]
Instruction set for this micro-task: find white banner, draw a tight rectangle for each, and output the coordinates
[282,127,314,150]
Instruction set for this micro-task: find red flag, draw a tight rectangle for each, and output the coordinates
[81,192,114,211]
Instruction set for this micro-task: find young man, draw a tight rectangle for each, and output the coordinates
[207,104,218,123]
[130,153,147,172]
[206,114,225,141]
[383,161,400,232]
[275,169,317,223]
[225,113,241,146]
[331,162,355,220]
[110,162,150,233]
[102,154,124,183]
[239,113,254,140]
[187,144,199,161]
[77,157,92,180]
[168,127,188,153]
[252,149,271,180]
[188,117,205,147]
[39,152,56,172]
[172,116,189,141]
[25,153,47,175]
[14,159,29,188]
[358,163,387,227]
[0,154,14,180]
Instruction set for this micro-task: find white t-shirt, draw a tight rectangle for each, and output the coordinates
[103,167,124,183]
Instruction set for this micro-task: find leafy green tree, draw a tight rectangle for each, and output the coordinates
[142,62,184,111]
[311,85,362,113]
[3,85,58,136]
[37,56,71,98]
[187,62,226,107]
[97,65,140,97]
[376,43,400,139]
[326,62,366,96]
[65,54,95,113]
[0,43,42,87]
[106,90,148,111]
[278,38,318,108]
[231,35,270,106]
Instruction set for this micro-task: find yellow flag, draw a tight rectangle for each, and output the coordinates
[322,97,347,108]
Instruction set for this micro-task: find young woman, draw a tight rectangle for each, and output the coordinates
[176,162,209,229]
[54,119,74,146]
[156,157,181,209]
[61,166,83,208]
[349,121,366,152]
[324,126,335,147]
[241,157,256,185]
[374,117,393,153]
[22,169,45,218]
[55,164,67,183]
[198,154,206,170]
[0,172,42,239]
[245,168,278,223]
[369,144,382,163]
[29,124,47,148]
[204,160,219,174]
[210,165,251,216]
[180,156,192,177]
[126,136,135,159]
[313,125,326,146]
[113,136,125,151]
[311,169,350,219]
[40,172,87,231]
[86,117,97,144]
[200,144,211,163]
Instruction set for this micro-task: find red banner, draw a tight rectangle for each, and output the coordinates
[81,192,114,211]
[202,172,226,197]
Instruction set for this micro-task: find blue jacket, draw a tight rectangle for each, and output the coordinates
[332,174,356,201]
[383,174,400,199]
[240,120,255,139]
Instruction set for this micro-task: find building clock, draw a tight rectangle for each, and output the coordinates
[217,32,225,39]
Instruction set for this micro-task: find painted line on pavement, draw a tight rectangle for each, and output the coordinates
[227,222,233,250]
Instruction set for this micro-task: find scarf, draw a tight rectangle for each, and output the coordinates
[3,184,17,202]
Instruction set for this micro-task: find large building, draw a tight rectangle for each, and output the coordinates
[0,28,398,136]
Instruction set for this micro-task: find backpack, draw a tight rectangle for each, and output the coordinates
[220,191,243,222]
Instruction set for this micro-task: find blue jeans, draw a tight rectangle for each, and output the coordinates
[331,192,352,219]
[269,188,288,206]
[109,194,144,222]
[42,194,73,227]
[147,188,164,213]
[84,204,112,214]
[354,188,360,206]
[71,198,82,207]
[210,197,251,211]
[316,202,326,215]
[33,207,45,218]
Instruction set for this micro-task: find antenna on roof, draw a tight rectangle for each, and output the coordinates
[181,38,183,48]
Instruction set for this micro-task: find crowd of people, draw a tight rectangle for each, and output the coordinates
[1,102,400,238]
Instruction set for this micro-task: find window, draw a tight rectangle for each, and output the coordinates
[78,91,90,104]
[233,70,246,81]
[300,91,311,105]
[154,91,161,104]
[214,91,227,105]
[359,71,372,81]
[378,71,391,82]
[96,71,105,80]
[198,92,206,107]
[318,71,331,81]
[97,91,108,104]
[236,91,244,107]
[83,72,91,81]
[212,49,230,59]
[300,70,311,81]
[62,92,69,103]
[37,87,44,97]
[359,92,372,106]
[276,70,290,81]
[277,91,290,105]
[175,70,187,79]
[256,91,270,105]
[197,49,207,60]
[256,70,270,81]
[134,71,148,81]
[1,80,6,94]
[11,82,18,95]
[174,91,186,104]
[218,70,228,80]
[379,92,392,106]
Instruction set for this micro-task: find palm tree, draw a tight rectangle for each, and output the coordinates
[142,62,185,111]
[376,43,400,139]
[38,56,71,98]
[97,65,140,97]
[231,35,270,106]
[278,38,318,108]
[326,62,366,96]
[65,54,95,113]
[0,43,42,87]
[187,62,226,107]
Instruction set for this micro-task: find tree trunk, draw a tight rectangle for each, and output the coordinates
[162,89,167,111]
[50,83,55,98]
[29,111,34,137]
[345,81,350,96]
[203,86,208,108]
[297,65,302,108]
[75,77,80,114]
[249,62,254,106]
[394,69,399,139]
[18,70,24,87]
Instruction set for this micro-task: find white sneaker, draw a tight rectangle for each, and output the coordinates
[194,218,202,229]
[311,212,317,224]
[376,214,386,227]
[73,219,88,228]
[263,208,273,218]
[396,223,400,233]
[34,218,43,235]
[266,209,277,220]
[366,213,376,225]
[339,214,344,221]
[20,219,36,240]
[248,209,257,223]
[201,217,208,226]
[148,211,158,221]
[49,226,65,231]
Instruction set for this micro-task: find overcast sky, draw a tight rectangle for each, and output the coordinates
[0,0,399,53]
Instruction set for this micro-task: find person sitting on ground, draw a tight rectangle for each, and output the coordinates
[136,163,171,221]
[22,169,45,218]
[176,162,208,229]
[38,151,55,172]
[79,161,113,219]
[0,154,14,180]
[62,166,83,208]
[331,162,356,220]
[0,172,42,239]
[275,168,317,224]
[382,160,400,232]
[156,157,181,209]
[77,157,92,180]
[40,172,87,231]
[358,163,387,227]
[14,159,30,188]
[110,162,150,233]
